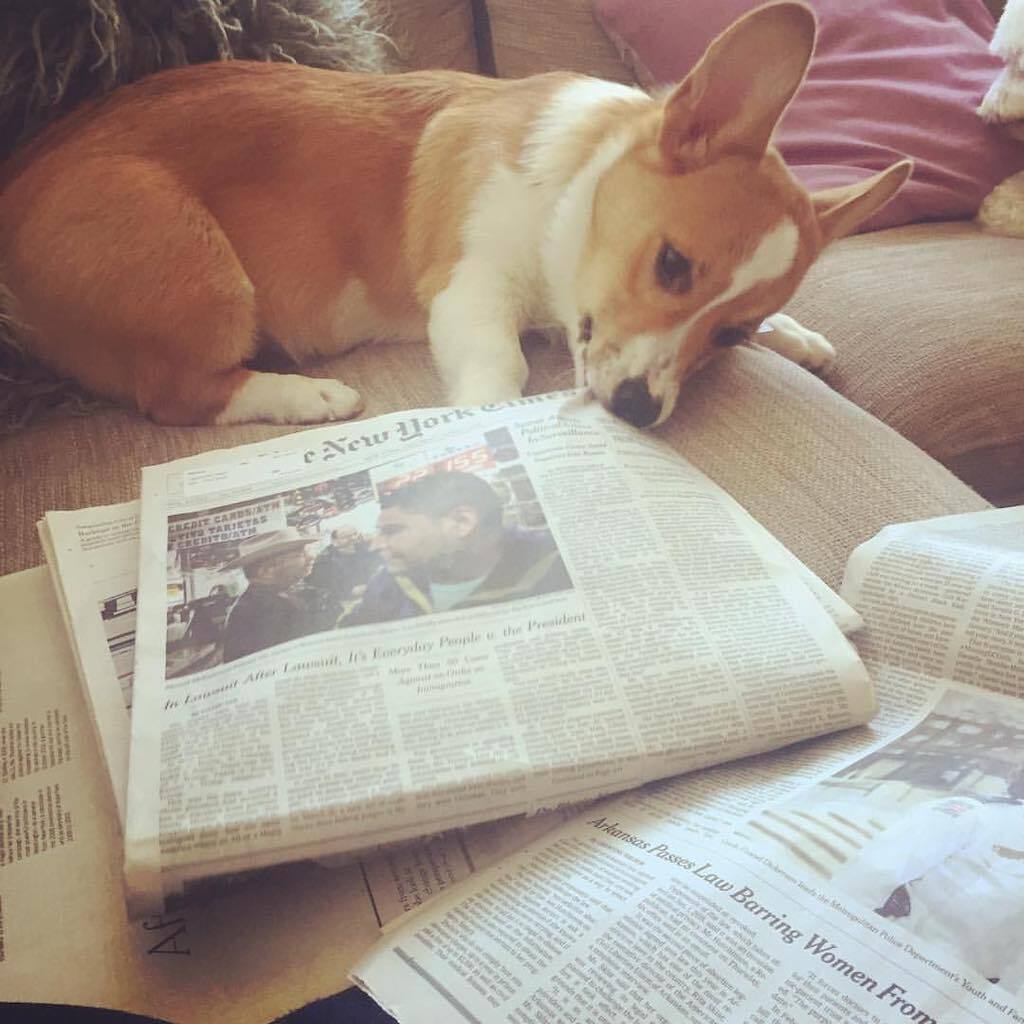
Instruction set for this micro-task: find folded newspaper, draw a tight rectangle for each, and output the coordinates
[40,391,874,917]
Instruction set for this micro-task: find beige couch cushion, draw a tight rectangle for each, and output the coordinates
[483,0,631,81]
[389,0,479,71]
[785,223,1024,506]
[2,340,985,587]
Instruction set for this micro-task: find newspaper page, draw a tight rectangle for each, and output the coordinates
[37,501,140,826]
[841,505,1024,705]
[124,393,875,915]
[34,498,613,944]
[30,443,857,929]
[352,506,1024,1023]
[31,486,857,931]
[360,806,584,930]
[35,497,594,936]
[0,567,385,1024]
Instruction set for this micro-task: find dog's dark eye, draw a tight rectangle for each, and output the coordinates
[655,242,692,294]
[713,325,750,347]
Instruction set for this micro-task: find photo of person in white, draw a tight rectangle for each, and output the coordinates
[739,691,1024,996]
[831,773,1024,991]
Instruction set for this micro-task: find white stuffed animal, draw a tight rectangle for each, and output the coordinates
[979,0,1024,235]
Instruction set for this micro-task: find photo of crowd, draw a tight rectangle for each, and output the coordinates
[739,691,1024,993]
[98,588,137,707]
[164,429,573,678]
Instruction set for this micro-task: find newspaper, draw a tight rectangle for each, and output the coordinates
[353,505,1024,1023]
[38,502,140,826]
[361,804,584,930]
[120,392,874,916]
[0,566,384,1024]
[36,497,587,940]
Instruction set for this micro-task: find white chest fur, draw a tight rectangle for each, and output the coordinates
[425,79,646,407]
[456,78,647,332]
[529,80,646,329]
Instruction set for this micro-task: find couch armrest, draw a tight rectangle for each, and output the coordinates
[786,223,1024,507]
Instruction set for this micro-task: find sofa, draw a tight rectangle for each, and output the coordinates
[1,5,1016,1023]
[1,0,1018,591]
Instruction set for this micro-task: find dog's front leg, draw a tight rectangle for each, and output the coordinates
[428,275,528,407]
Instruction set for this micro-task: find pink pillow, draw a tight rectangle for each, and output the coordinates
[594,0,1024,231]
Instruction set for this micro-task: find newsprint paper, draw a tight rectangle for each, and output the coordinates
[0,566,382,1024]
[353,505,1024,1024]
[36,496,585,937]
[122,393,874,915]
[38,501,141,826]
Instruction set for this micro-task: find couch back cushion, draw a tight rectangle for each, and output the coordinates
[393,0,480,71]
[484,0,631,80]
[595,0,1024,231]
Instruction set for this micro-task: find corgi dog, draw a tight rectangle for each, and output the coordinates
[0,2,909,428]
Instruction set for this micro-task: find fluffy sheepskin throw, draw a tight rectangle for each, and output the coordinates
[0,0,394,430]
[978,0,1024,235]
[0,0,394,160]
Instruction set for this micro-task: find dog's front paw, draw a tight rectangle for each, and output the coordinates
[762,314,836,374]
[299,378,365,422]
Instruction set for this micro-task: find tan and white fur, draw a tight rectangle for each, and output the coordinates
[0,2,910,428]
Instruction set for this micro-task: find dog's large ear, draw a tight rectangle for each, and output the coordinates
[659,2,816,170]
[812,160,914,243]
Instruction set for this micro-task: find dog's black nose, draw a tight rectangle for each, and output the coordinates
[609,376,662,427]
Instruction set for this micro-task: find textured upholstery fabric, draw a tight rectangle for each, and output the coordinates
[785,223,1024,504]
[484,0,631,81]
[390,0,479,71]
[1,338,986,586]
[655,350,989,590]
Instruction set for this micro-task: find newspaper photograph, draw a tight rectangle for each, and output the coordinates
[163,426,571,677]
[745,688,1024,996]
[124,394,875,915]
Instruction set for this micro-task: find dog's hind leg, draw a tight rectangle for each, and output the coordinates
[1,156,363,425]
